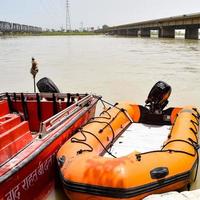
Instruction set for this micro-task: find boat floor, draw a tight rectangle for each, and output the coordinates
[104,123,171,158]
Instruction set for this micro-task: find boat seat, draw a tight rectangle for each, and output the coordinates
[0,114,21,134]
[0,121,33,166]
[0,100,10,117]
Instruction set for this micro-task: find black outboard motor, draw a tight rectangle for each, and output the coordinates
[37,77,60,93]
[145,81,171,114]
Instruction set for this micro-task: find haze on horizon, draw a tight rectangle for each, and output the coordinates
[0,0,200,30]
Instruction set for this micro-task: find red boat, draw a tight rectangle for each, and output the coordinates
[0,92,98,200]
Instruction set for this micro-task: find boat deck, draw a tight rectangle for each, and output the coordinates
[104,123,171,158]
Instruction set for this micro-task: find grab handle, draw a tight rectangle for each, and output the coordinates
[150,167,169,179]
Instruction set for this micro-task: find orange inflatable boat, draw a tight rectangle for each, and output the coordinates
[57,81,200,200]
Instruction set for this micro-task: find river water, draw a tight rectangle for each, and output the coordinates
[0,35,200,199]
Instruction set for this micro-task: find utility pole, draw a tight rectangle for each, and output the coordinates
[66,0,71,32]
[80,21,84,32]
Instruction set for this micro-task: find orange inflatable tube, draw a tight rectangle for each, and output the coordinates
[57,102,199,200]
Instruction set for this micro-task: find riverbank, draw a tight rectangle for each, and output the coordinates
[40,31,101,36]
[0,31,101,37]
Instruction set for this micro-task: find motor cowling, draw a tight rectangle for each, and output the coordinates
[145,81,171,113]
[37,77,60,93]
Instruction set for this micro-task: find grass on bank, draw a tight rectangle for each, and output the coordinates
[0,31,102,36]
[40,31,101,36]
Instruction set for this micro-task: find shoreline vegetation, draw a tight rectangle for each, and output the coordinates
[0,31,102,37]
[40,31,101,36]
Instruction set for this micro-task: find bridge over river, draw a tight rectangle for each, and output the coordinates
[0,21,42,33]
[107,13,200,39]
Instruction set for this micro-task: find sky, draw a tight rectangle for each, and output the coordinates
[1,0,200,30]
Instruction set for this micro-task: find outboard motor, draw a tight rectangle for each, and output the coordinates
[145,81,171,114]
[37,77,60,93]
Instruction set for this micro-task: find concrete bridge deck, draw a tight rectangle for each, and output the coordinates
[107,13,200,39]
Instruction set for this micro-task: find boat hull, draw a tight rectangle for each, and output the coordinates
[57,103,199,200]
[0,94,98,200]
[63,179,189,200]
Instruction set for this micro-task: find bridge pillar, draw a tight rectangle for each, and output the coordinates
[117,30,121,35]
[159,27,175,38]
[118,29,127,36]
[185,27,199,39]
[113,30,118,35]
[127,29,138,36]
[140,29,150,37]
[109,30,117,35]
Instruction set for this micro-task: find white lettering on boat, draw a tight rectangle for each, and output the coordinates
[4,153,55,200]
[5,185,20,200]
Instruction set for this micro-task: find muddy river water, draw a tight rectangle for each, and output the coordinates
[0,35,200,199]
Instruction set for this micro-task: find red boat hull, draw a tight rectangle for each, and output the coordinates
[0,93,98,200]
